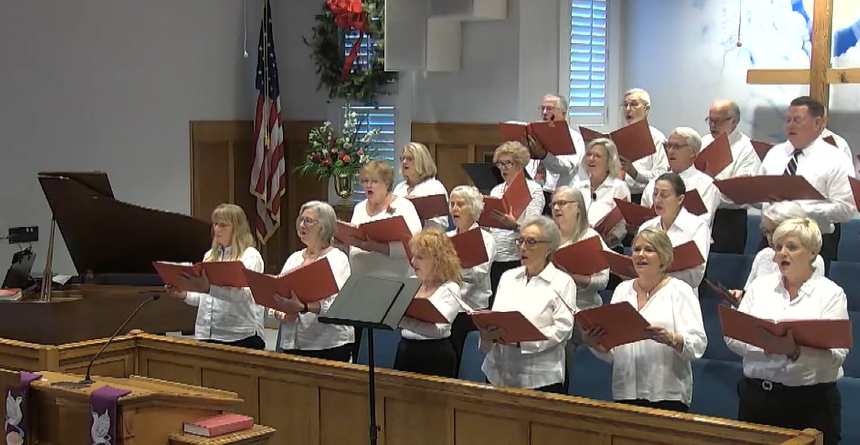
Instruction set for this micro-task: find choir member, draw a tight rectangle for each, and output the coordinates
[572,138,631,248]
[618,88,669,204]
[480,215,576,394]
[582,228,706,412]
[395,229,462,378]
[639,173,710,293]
[446,185,496,369]
[271,201,353,362]
[392,142,450,231]
[641,127,721,226]
[726,218,847,445]
[700,100,761,254]
[166,203,266,350]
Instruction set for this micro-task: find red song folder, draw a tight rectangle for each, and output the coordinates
[848,177,860,211]
[751,140,775,160]
[449,228,489,269]
[682,190,708,216]
[335,216,413,243]
[552,236,608,276]
[602,250,636,279]
[579,126,609,145]
[574,301,651,350]
[713,176,825,205]
[666,241,706,273]
[153,261,247,292]
[594,206,624,239]
[408,194,449,220]
[718,305,853,350]
[478,170,532,229]
[498,121,576,156]
[823,135,838,147]
[704,279,740,307]
[405,298,449,324]
[470,310,548,343]
[614,198,656,227]
[581,120,657,162]
[242,257,339,311]
[694,132,733,177]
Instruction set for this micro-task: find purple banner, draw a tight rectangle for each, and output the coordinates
[89,386,131,445]
[4,372,42,445]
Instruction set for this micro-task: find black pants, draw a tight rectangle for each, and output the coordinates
[618,399,689,413]
[282,344,352,363]
[393,338,457,378]
[738,378,840,445]
[758,223,840,272]
[204,334,266,351]
[712,208,747,254]
[542,190,553,215]
[449,312,478,374]
[489,260,520,308]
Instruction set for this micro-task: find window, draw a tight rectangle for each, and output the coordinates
[564,0,609,125]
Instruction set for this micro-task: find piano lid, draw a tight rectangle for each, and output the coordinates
[37,172,211,275]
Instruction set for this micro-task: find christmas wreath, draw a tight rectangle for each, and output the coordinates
[304,0,397,104]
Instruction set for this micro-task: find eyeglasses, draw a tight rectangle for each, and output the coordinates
[399,155,415,162]
[296,217,320,227]
[549,200,575,208]
[360,179,382,186]
[539,105,558,112]
[494,161,515,169]
[516,237,548,248]
[705,116,733,126]
[620,101,644,109]
[663,143,690,151]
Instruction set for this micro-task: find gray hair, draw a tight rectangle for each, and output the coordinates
[624,88,651,107]
[585,137,623,178]
[672,126,703,154]
[521,215,562,253]
[299,200,336,242]
[773,217,822,255]
[727,101,741,120]
[449,185,484,221]
[552,186,590,243]
[763,202,808,226]
[544,94,569,114]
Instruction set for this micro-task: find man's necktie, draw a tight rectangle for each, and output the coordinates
[784,149,802,176]
[534,160,547,186]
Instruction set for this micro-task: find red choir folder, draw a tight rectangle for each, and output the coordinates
[552,236,609,276]
[408,194,449,220]
[718,305,853,350]
[183,413,254,438]
[682,190,709,216]
[714,176,825,205]
[602,250,636,279]
[153,261,247,292]
[848,177,860,211]
[478,170,532,229]
[581,120,657,162]
[823,135,838,147]
[694,132,733,177]
[614,198,656,227]
[470,310,548,343]
[450,228,489,269]
[594,206,624,239]
[704,279,740,307]
[665,241,706,273]
[751,140,775,160]
[574,301,651,350]
[335,216,413,243]
[580,126,609,145]
[498,121,576,155]
[242,257,339,311]
[405,298,449,324]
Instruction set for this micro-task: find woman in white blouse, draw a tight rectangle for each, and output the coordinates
[638,172,710,293]
[572,138,630,248]
[392,142,450,231]
[582,228,707,412]
[481,215,576,394]
[447,185,496,368]
[166,203,266,350]
[486,141,546,307]
[725,218,847,445]
[395,229,462,378]
[271,201,353,362]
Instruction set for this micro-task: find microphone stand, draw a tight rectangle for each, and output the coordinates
[39,218,56,302]
[367,329,379,445]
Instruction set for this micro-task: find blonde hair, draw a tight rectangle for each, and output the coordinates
[633,228,674,271]
[773,217,822,255]
[409,228,462,285]
[492,141,531,168]
[204,203,256,262]
[359,160,395,192]
[402,142,437,183]
[585,138,623,179]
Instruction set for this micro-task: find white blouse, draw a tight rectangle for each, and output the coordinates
[725,273,849,386]
[399,281,461,340]
[559,228,609,311]
[573,176,631,247]
[625,125,669,194]
[641,165,722,227]
[743,247,825,291]
[349,195,423,280]
[448,224,496,311]
[392,178,450,231]
[486,178,545,262]
[525,125,586,191]
[591,277,707,406]
[276,248,354,351]
[184,246,266,343]
[481,263,576,389]
[639,208,711,293]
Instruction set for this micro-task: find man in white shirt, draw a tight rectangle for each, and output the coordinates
[758,96,855,267]
[525,94,586,214]
[618,88,669,204]
[700,100,762,253]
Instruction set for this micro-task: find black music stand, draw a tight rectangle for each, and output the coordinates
[318,274,420,445]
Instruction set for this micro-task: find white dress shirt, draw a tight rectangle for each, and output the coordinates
[626,125,670,194]
[399,281,461,340]
[448,223,496,310]
[558,228,609,310]
[759,137,855,234]
[573,175,631,247]
[525,125,586,191]
[276,248,354,351]
[821,128,858,178]
[481,263,576,389]
[641,165,722,227]
[486,178,545,262]
[591,278,707,406]
[743,247,825,291]
[392,178,450,231]
[639,208,711,293]
[701,128,762,209]
[725,273,849,386]
[349,196,423,279]
[184,246,266,343]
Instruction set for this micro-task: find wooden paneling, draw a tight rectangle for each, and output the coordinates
[412,122,504,192]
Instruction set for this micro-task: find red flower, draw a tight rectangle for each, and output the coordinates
[327,0,362,15]
[343,155,351,162]
[356,149,364,156]
[331,148,338,153]
[331,136,339,142]
[322,158,332,166]
[312,152,321,160]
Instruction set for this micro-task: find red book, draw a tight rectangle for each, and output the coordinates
[552,236,608,276]
[470,310,547,343]
[449,228,489,269]
[682,190,708,216]
[183,413,254,437]
[714,176,825,205]
[408,194,449,220]
[335,216,413,243]
[580,121,657,162]
[614,198,656,227]
[498,121,576,155]
[575,301,650,349]
[242,257,339,310]
[594,206,623,239]
[704,279,740,307]
[694,132,733,177]
[478,170,532,229]
[750,140,775,160]
[718,305,852,350]
[405,298,449,324]
[665,241,706,273]
[823,135,838,147]
[848,177,860,211]
[602,250,636,279]
[153,261,247,292]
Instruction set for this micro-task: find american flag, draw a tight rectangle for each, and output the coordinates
[250,0,285,244]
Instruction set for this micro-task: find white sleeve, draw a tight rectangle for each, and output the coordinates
[207,249,265,304]
[388,202,424,259]
[318,252,352,315]
[794,285,849,369]
[673,284,707,361]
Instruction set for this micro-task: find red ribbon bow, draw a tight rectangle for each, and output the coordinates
[327,0,371,80]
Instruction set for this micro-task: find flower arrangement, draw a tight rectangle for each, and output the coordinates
[295,106,380,178]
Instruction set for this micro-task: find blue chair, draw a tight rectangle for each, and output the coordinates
[838,219,860,262]
[568,345,613,401]
[690,359,743,420]
[829,261,860,312]
[745,214,761,256]
[704,253,754,292]
[842,312,860,378]
[356,328,401,368]
[700,300,740,362]
[837,377,860,445]
[598,289,613,305]
[458,331,487,382]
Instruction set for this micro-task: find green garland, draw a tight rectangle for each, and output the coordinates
[303,0,397,104]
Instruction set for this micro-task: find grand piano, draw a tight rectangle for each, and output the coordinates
[0,172,209,345]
